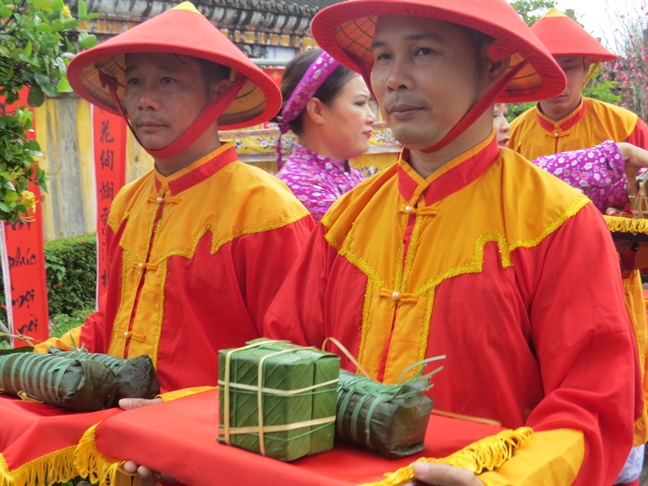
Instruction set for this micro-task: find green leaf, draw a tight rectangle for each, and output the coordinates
[51,19,63,31]
[27,84,44,107]
[56,75,72,93]
[78,0,87,18]
[25,140,40,151]
[0,4,13,17]
[0,46,10,57]
[35,23,51,32]
[4,181,15,192]
[54,56,66,73]
[62,18,78,30]
[78,31,97,49]
[51,0,63,12]
[24,41,33,58]
[0,202,10,212]
[33,0,53,11]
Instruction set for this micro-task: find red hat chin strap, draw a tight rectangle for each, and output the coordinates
[99,72,247,159]
[420,61,527,153]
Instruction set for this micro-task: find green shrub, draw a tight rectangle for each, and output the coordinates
[42,234,97,316]
[51,305,95,338]
[0,233,97,326]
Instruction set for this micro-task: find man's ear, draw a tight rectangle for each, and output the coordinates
[481,41,511,90]
[210,78,232,100]
[489,55,511,85]
[304,97,326,125]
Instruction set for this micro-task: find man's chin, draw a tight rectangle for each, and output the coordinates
[136,135,171,152]
[391,128,441,151]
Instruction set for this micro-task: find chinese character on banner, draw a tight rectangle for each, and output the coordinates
[0,89,49,347]
[92,107,126,303]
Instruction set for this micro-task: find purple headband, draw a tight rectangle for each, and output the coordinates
[276,51,340,169]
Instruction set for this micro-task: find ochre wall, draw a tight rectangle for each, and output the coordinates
[33,95,155,241]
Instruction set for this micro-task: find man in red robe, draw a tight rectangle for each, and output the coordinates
[0,4,313,485]
[265,0,643,484]
[508,11,648,484]
[33,2,313,393]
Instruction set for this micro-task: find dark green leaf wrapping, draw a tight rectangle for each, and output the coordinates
[47,348,160,405]
[335,370,434,458]
[0,353,117,412]
[218,339,340,461]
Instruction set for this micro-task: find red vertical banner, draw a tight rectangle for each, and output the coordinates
[92,106,126,303]
[0,91,49,347]
[263,67,284,87]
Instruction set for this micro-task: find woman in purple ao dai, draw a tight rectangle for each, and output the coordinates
[275,49,376,223]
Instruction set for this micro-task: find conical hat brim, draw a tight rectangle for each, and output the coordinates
[531,13,617,61]
[312,0,567,103]
[67,7,281,129]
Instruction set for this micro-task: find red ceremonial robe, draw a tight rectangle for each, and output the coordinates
[510,96,648,446]
[265,134,642,485]
[35,142,314,391]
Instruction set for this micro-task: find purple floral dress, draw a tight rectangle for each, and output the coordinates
[532,140,629,213]
[277,144,365,223]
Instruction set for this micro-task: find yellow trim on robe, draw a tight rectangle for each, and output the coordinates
[322,144,587,383]
[624,270,648,445]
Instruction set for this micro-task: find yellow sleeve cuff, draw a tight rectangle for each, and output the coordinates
[478,429,584,485]
[156,386,217,402]
[32,326,83,353]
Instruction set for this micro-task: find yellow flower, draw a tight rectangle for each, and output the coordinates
[21,191,37,212]
[62,5,72,18]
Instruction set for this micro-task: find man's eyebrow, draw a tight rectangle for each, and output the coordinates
[125,64,178,75]
[371,33,444,50]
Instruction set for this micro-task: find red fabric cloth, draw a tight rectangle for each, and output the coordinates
[92,390,504,485]
[0,395,120,471]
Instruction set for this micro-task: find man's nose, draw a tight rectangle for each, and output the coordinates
[136,84,162,111]
[385,58,413,92]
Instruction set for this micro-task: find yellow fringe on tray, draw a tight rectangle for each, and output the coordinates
[0,446,77,486]
[359,427,534,486]
[604,215,648,236]
[74,423,134,486]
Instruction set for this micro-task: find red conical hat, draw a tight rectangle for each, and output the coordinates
[531,8,617,62]
[311,0,566,152]
[67,2,281,158]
